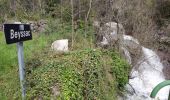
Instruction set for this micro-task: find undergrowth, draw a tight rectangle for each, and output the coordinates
[0,19,94,99]
[25,49,130,100]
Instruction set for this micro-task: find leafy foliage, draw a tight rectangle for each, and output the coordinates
[25,49,130,99]
[107,51,130,89]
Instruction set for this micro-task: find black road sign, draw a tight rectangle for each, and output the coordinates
[3,24,32,44]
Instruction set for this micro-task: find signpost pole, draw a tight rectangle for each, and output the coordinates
[17,41,26,99]
[15,22,26,99]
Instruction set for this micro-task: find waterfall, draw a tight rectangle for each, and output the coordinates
[125,46,170,100]
[120,35,170,100]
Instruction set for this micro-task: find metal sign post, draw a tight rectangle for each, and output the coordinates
[16,22,25,99]
[3,22,32,99]
[17,41,26,99]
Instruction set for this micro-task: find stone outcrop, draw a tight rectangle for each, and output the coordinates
[95,21,142,65]
[28,20,47,33]
[94,21,124,47]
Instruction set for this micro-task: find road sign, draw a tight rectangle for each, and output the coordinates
[3,24,32,44]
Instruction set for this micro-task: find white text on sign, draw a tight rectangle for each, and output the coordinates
[10,29,31,40]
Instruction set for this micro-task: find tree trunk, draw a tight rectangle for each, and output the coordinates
[78,0,81,19]
[11,0,16,19]
[71,0,74,48]
[60,0,63,26]
[85,0,92,38]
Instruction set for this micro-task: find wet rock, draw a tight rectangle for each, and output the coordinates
[123,35,142,56]
[125,84,136,95]
[121,47,132,64]
[123,35,142,66]
[157,50,170,80]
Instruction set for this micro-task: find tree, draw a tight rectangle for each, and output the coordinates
[71,0,74,48]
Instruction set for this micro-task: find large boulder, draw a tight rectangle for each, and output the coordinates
[97,22,125,47]
[95,22,142,65]
[123,35,142,66]
[123,35,142,56]
[51,39,69,52]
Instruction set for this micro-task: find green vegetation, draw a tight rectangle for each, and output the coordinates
[0,20,130,99]
[25,49,129,99]
[0,0,130,99]
[0,32,50,99]
[0,21,59,99]
[1,0,170,99]
[0,32,16,73]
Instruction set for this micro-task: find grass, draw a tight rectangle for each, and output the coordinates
[0,31,62,99]
[0,32,17,74]
[0,32,46,73]
[0,27,66,72]
[0,22,94,99]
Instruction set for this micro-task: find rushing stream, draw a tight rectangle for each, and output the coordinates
[122,35,170,100]
[124,47,170,100]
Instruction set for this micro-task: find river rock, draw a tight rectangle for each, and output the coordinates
[121,47,132,64]
[51,39,69,52]
[123,35,142,56]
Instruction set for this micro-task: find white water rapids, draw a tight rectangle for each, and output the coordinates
[124,47,169,100]
[122,36,170,100]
